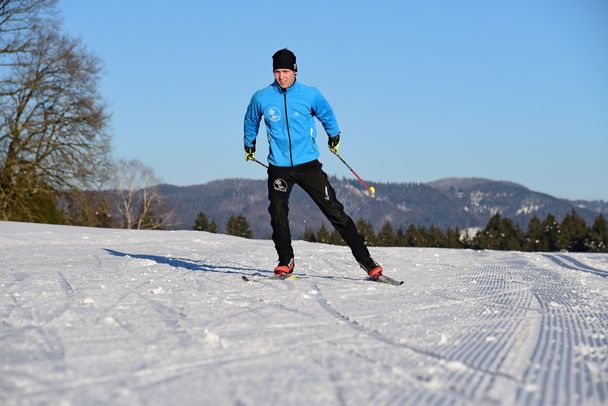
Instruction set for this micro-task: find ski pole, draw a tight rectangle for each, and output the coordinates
[331,151,376,197]
[251,158,268,169]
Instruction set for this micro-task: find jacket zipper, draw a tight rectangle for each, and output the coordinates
[283,90,294,167]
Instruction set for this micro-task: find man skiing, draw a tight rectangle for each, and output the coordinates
[243,48,385,280]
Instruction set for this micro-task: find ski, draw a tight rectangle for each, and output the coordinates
[242,274,299,282]
[372,275,404,286]
[241,273,401,285]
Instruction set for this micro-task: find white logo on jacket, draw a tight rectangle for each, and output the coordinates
[268,107,281,122]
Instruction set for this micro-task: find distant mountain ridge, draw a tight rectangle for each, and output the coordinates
[158,177,606,238]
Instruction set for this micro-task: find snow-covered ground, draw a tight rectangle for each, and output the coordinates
[1,221,608,405]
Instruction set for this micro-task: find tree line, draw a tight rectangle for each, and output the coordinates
[192,211,253,239]
[195,210,608,253]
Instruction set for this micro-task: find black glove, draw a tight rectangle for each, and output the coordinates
[328,133,340,153]
[244,143,256,161]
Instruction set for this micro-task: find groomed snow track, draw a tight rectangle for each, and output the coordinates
[1,222,607,405]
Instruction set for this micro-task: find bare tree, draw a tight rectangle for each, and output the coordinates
[1,1,58,81]
[0,0,111,222]
[113,159,173,230]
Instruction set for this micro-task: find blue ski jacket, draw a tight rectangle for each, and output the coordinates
[244,80,340,167]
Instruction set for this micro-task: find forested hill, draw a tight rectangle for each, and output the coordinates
[158,177,606,239]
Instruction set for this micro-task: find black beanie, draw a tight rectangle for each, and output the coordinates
[272,48,297,72]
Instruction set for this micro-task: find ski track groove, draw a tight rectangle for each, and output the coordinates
[414,265,532,398]
[13,328,352,401]
[56,271,74,296]
[128,331,359,396]
[542,254,608,279]
[515,257,608,405]
[312,280,521,404]
[344,358,458,406]
[310,354,349,406]
[431,265,533,402]
[557,254,608,274]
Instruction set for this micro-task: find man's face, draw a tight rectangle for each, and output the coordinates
[274,69,296,89]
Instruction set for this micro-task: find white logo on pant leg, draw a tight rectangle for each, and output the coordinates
[324,186,330,200]
[273,178,288,192]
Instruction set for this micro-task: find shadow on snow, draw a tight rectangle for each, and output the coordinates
[103,248,272,277]
[103,248,361,281]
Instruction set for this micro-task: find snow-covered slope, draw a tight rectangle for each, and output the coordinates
[1,221,607,405]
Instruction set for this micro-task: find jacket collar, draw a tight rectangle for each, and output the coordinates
[272,79,298,94]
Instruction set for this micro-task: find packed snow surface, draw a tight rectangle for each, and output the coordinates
[1,221,608,405]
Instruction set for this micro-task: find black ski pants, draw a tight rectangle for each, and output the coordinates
[267,160,371,266]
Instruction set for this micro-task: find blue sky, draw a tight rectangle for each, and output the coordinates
[58,0,607,200]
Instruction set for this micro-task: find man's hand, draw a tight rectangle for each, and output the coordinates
[244,144,255,161]
[328,133,340,153]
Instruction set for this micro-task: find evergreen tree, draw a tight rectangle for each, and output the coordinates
[302,226,317,242]
[377,220,397,247]
[356,218,377,246]
[558,210,589,252]
[525,215,545,251]
[589,214,608,253]
[208,219,218,233]
[316,223,331,244]
[474,213,523,251]
[395,226,406,247]
[329,229,345,245]
[541,214,560,251]
[401,224,426,247]
[416,226,432,247]
[226,214,253,238]
[429,226,446,248]
[193,211,213,232]
[475,213,501,250]
[400,224,416,247]
[444,227,463,248]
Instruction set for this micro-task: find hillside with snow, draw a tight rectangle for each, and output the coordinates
[1,221,608,405]
[154,177,603,238]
